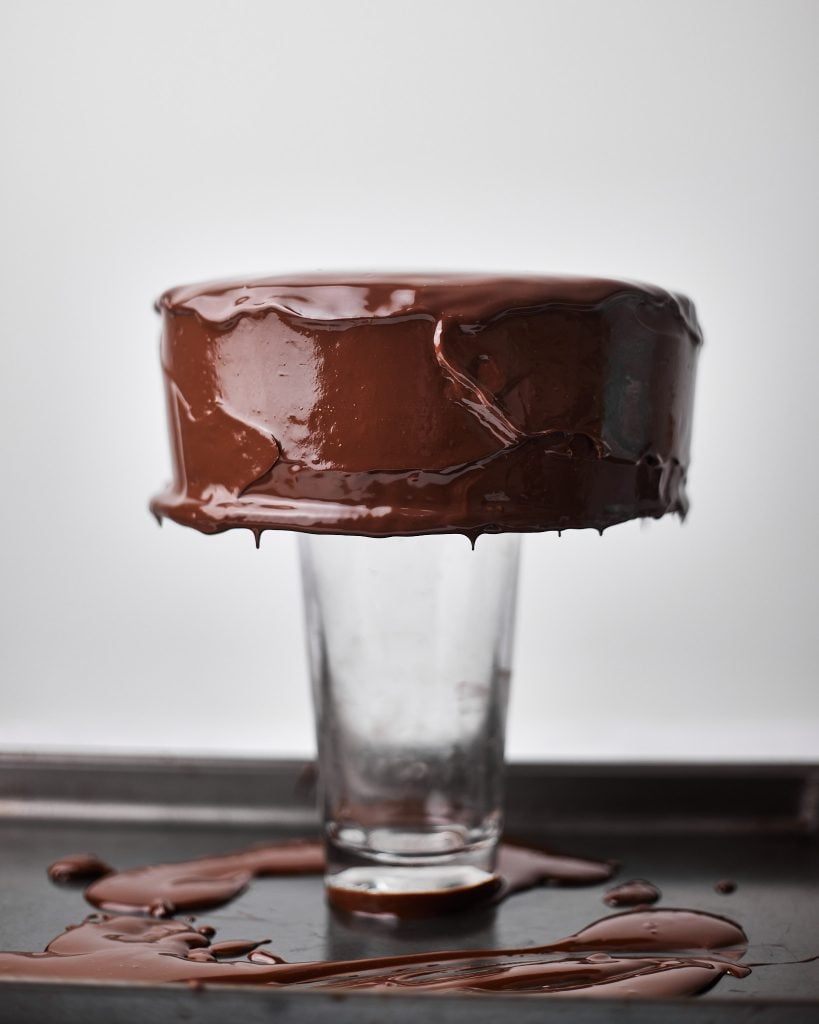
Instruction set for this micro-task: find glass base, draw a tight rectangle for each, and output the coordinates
[324,828,501,916]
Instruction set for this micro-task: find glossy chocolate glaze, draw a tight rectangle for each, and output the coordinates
[84,839,613,917]
[603,879,661,907]
[0,908,749,997]
[151,273,701,539]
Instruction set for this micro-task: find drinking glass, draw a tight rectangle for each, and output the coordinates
[299,532,521,912]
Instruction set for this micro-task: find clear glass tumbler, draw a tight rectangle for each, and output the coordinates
[299,532,521,912]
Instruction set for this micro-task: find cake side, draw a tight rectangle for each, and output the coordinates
[150,273,701,539]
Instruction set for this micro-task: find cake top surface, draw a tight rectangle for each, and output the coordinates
[157,271,702,340]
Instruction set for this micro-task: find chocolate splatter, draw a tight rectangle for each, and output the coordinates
[604,879,661,907]
[47,853,113,884]
[210,939,270,958]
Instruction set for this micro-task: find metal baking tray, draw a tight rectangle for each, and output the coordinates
[0,755,816,1022]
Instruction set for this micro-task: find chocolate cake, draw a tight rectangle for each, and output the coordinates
[151,273,701,538]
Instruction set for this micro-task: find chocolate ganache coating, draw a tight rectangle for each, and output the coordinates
[150,273,701,538]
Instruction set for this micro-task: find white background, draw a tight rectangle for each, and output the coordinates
[1,0,817,761]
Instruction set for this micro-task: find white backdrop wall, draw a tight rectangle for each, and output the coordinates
[1,0,817,760]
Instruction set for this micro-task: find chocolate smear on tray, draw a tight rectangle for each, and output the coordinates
[85,839,325,915]
[603,879,661,907]
[0,908,749,997]
[82,839,614,917]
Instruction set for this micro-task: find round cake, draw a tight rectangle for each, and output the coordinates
[151,273,701,539]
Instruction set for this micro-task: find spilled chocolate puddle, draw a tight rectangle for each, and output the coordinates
[0,909,749,996]
[0,839,752,998]
[76,839,614,917]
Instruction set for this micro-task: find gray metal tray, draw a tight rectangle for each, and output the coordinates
[0,755,817,1022]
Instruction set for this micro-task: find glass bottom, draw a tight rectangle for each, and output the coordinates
[324,826,501,916]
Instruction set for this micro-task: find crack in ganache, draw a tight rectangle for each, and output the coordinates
[433,319,522,447]
[433,319,609,457]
